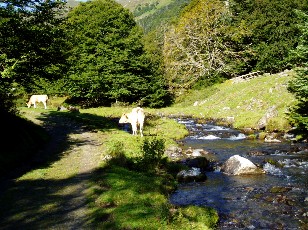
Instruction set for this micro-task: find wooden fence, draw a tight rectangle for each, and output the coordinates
[231,71,262,83]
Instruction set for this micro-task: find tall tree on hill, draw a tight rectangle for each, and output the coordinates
[0,0,68,115]
[229,0,308,74]
[287,10,308,139]
[65,0,172,107]
[163,0,236,93]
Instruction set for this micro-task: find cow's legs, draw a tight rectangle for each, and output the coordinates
[43,101,47,109]
[139,124,143,137]
[131,123,137,135]
[33,102,36,108]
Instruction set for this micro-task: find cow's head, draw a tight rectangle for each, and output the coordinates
[119,113,130,124]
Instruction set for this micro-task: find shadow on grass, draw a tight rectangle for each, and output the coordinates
[0,110,219,229]
[87,165,174,229]
[0,110,121,229]
[1,110,118,180]
[0,170,99,229]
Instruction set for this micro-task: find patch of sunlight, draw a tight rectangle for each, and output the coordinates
[17,168,48,181]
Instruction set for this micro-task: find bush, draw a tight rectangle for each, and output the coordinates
[105,140,128,167]
[134,137,166,172]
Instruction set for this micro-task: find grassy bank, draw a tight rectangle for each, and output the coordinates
[3,107,217,229]
[2,70,296,228]
[151,70,296,132]
[54,107,219,229]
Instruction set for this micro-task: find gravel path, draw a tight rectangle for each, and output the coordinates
[0,113,105,229]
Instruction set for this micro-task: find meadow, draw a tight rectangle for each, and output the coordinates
[0,70,295,229]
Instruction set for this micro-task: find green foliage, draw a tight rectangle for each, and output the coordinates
[0,0,69,114]
[138,137,166,172]
[0,82,18,116]
[0,0,69,87]
[163,0,235,92]
[65,0,171,108]
[106,137,167,173]
[137,0,191,34]
[105,140,128,167]
[229,0,308,74]
[133,1,159,17]
[287,10,308,139]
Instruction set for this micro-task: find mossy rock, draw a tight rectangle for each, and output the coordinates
[270,186,292,193]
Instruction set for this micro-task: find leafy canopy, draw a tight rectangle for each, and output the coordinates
[229,0,308,73]
[65,0,172,107]
[287,10,308,139]
[163,0,234,92]
[0,0,68,115]
[0,0,68,90]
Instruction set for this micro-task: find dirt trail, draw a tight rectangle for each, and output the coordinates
[0,113,105,229]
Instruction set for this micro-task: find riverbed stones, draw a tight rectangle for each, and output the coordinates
[264,136,281,143]
[221,155,265,175]
[165,146,184,160]
[183,156,210,171]
[176,167,207,182]
[185,148,209,157]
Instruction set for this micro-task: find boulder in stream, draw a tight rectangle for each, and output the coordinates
[176,167,207,182]
[221,155,265,175]
[183,156,210,171]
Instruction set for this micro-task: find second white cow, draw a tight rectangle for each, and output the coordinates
[119,107,145,137]
[26,95,48,109]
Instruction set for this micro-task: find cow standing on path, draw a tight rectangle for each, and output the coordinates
[26,95,48,109]
[119,107,145,137]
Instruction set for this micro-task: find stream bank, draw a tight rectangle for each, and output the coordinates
[170,118,308,229]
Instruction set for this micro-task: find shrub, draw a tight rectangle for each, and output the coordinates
[105,140,128,167]
[136,137,166,172]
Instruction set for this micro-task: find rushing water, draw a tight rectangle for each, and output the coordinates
[169,119,308,230]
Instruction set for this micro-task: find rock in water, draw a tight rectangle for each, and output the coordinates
[176,167,207,182]
[221,155,265,175]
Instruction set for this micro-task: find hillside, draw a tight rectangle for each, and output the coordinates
[67,0,174,14]
[67,0,190,33]
[154,70,296,132]
[116,0,168,12]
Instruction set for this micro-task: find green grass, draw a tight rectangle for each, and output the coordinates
[2,70,296,229]
[6,106,217,229]
[152,70,296,131]
[89,166,218,229]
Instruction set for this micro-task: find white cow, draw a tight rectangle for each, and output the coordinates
[119,107,145,137]
[26,95,48,109]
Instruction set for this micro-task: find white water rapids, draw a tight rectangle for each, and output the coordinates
[170,118,308,229]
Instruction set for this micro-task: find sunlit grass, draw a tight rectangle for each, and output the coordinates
[9,71,294,229]
[153,71,296,131]
[89,166,218,229]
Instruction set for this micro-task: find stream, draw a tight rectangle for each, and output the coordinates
[169,118,308,229]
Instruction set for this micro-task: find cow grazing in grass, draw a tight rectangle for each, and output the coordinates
[26,95,48,109]
[119,107,145,137]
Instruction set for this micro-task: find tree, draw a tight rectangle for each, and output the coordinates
[0,0,68,114]
[229,0,308,74]
[163,0,237,93]
[65,0,172,107]
[287,10,308,139]
[0,0,68,88]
